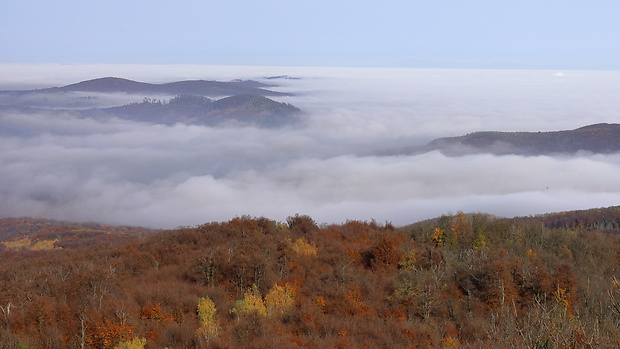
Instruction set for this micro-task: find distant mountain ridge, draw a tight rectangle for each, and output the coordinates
[0,77,302,127]
[9,77,291,97]
[393,123,620,156]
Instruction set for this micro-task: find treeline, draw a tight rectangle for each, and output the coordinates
[1,210,620,348]
[0,217,155,245]
[516,206,620,233]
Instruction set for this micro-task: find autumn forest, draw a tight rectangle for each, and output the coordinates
[1,207,620,348]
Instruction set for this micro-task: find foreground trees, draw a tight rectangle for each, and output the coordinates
[1,210,620,348]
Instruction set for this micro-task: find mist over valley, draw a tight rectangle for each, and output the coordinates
[1,65,620,228]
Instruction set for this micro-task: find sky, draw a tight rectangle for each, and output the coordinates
[2,1,620,69]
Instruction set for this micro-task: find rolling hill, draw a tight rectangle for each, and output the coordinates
[0,217,158,249]
[392,123,620,156]
[0,77,302,127]
[83,94,302,127]
[1,206,620,347]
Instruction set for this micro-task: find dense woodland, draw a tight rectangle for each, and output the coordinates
[2,207,620,348]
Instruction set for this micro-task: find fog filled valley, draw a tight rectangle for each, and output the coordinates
[2,65,620,229]
[3,65,620,348]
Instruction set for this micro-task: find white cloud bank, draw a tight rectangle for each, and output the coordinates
[1,65,620,228]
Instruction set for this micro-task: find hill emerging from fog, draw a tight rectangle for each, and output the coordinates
[83,94,302,127]
[6,77,292,97]
[394,123,620,156]
[0,77,302,127]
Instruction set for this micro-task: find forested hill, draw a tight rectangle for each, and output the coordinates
[513,206,620,233]
[395,123,620,156]
[0,217,158,249]
[0,77,303,127]
[84,94,302,127]
[2,206,620,347]
[406,205,620,235]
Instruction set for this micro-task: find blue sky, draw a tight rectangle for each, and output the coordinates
[2,1,620,69]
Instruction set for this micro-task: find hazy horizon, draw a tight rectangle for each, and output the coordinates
[1,64,619,228]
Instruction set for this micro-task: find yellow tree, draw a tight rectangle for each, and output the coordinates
[113,337,146,349]
[265,283,296,317]
[398,249,417,270]
[231,285,267,317]
[288,237,318,256]
[196,297,220,342]
[429,227,446,247]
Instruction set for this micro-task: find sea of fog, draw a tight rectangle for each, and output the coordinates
[1,64,620,228]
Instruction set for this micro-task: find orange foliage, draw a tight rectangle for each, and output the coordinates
[344,287,369,316]
[1,212,619,347]
[87,317,135,349]
[314,296,329,314]
[139,303,173,323]
[362,234,404,272]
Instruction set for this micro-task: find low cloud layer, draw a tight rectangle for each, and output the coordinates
[1,65,620,228]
